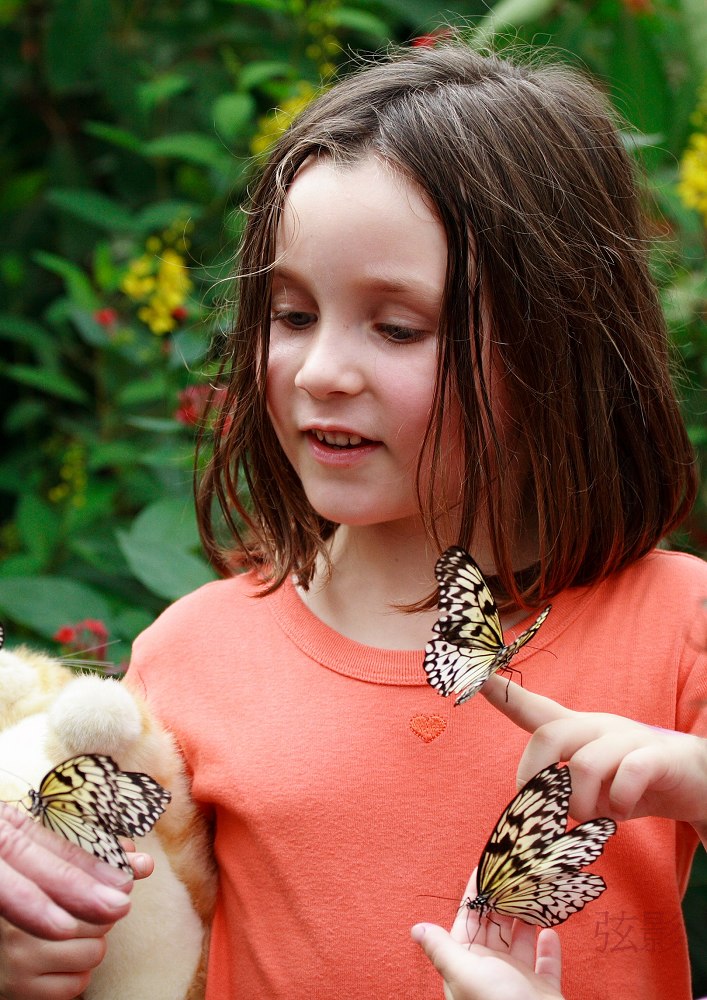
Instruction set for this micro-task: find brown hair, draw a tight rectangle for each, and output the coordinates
[196,42,696,607]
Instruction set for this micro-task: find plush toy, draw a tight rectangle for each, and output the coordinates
[0,642,216,1000]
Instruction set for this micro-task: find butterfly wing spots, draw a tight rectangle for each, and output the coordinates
[24,754,171,870]
[471,764,616,931]
[424,547,551,705]
[109,770,172,837]
[476,765,572,889]
[423,640,497,702]
[483,871,610,927]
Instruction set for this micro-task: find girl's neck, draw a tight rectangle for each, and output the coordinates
[296,522,528,650]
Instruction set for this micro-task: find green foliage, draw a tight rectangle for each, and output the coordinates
[0,0,705,990]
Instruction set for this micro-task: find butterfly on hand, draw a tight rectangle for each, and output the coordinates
[466,763,616,934]
[423,546,551,706]
[21,754,171,872]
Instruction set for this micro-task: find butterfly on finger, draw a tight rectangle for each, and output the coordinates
[424,546,551,706]
[22,753,171,872]
[466,762,616,933]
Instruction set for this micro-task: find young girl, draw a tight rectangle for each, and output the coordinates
[1,41,706,1000]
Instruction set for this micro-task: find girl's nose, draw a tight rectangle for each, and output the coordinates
[294,324,365,398]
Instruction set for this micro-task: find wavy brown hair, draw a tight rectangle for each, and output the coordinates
[195,42,697,607]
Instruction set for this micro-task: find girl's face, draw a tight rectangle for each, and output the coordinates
[266,154,462,531]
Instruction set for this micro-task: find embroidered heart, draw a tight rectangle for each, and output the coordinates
[409,714,447,743]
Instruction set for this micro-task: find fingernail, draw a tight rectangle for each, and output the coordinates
[48,905,79,933]
[411,923,428,942]
[95,883,131,909]
[131,853,150,877]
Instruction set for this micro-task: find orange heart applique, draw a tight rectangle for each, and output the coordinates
[409,714,447,743]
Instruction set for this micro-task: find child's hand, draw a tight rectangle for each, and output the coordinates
[0,915,114,1000]
[481,675,707,835]
[412,869,564,1000]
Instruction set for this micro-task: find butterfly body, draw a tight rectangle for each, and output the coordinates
[466,763,616,929]
[23,753,171,871]
[424,547,551,705]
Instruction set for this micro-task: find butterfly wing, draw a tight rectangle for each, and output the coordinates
[484,870,610,927]
[424,548,503,702]
[424,547,550,705]
[476,764,571,891]
[471,764,616,928]
[31,755,132,871]
[108,770,171,837]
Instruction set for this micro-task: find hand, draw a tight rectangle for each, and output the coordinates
[0,803,137,939]
[481,675,707,832]
[412,869,564,1000]
[0,809,155,1000]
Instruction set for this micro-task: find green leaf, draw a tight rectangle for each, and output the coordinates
[470,0,557,46]
[137,74,192,113]
[116,373,169,407]
[44,0,110,92]
[134,200,202,236]
[0,577,112,640]
[238,60,295,90]
[142,133,231,170]
[32,252,98,309]
[328,7,390,40]
[15,494,61,567]
[45,189,136,233]
[116,498,216,600]
[0,315,56,356]
[1,364,90,404]
[83,121,145,153]
[212,93,256,143]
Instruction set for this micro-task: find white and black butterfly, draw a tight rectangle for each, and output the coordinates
[23,753,171,872]
[424,546,551,705]
[466,763,616,930]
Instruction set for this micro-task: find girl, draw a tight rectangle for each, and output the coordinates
[1,41,705,1000]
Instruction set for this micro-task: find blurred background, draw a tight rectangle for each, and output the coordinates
[0,0,705,990]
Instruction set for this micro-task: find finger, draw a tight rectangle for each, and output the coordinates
[609,745,670,821]
[128,852,154,880]
[534,928,562,987]
[0,804,132,889]
[0,818,131,937]
[516,717,611,788]
[508,918,538,968]
[481,677,573,737]
[450,869,479,943]
[411,923,472,982]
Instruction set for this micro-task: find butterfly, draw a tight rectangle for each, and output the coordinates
[466,763,616,932]
[23,753,171,872]
[423,546,551,706]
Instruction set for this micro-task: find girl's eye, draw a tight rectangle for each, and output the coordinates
[379,324,428,344]
[271,310,316,330]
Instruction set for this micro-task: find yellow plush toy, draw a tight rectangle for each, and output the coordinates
[0,641,216,1000]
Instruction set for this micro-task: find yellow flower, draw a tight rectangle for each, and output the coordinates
[120,225,193,334]
[250,83,320,157]
[678,132,707,225]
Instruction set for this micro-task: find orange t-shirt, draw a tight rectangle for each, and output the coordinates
[126,548,707,1000]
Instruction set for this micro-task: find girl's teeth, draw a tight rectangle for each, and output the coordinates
[314,430,363,447]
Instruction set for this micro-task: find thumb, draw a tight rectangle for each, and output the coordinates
[412,922,467,979]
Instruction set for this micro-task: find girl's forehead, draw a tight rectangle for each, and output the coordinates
[276,154,445,255]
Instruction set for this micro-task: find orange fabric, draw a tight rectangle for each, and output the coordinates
[126,549,707,1000]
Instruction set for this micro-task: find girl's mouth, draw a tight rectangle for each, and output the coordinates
[310,430,371,449]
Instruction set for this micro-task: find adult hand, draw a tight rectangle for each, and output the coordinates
[0,803,138,939]
[481,675,707,836]
[412,869,564,1000]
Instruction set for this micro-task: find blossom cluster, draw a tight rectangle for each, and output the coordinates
[678,81,707,226]
[121,223,194,335]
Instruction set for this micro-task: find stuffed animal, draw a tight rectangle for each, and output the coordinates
[0,642,216,1000]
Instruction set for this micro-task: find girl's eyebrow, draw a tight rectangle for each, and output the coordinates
[272,265,441,303]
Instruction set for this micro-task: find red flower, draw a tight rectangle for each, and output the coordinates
[411,29,452,48]
[94,308,119,327]
[54,619,110,662]
[171,305,188,323]
[53,625,77,644]
[174,384,225,426]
